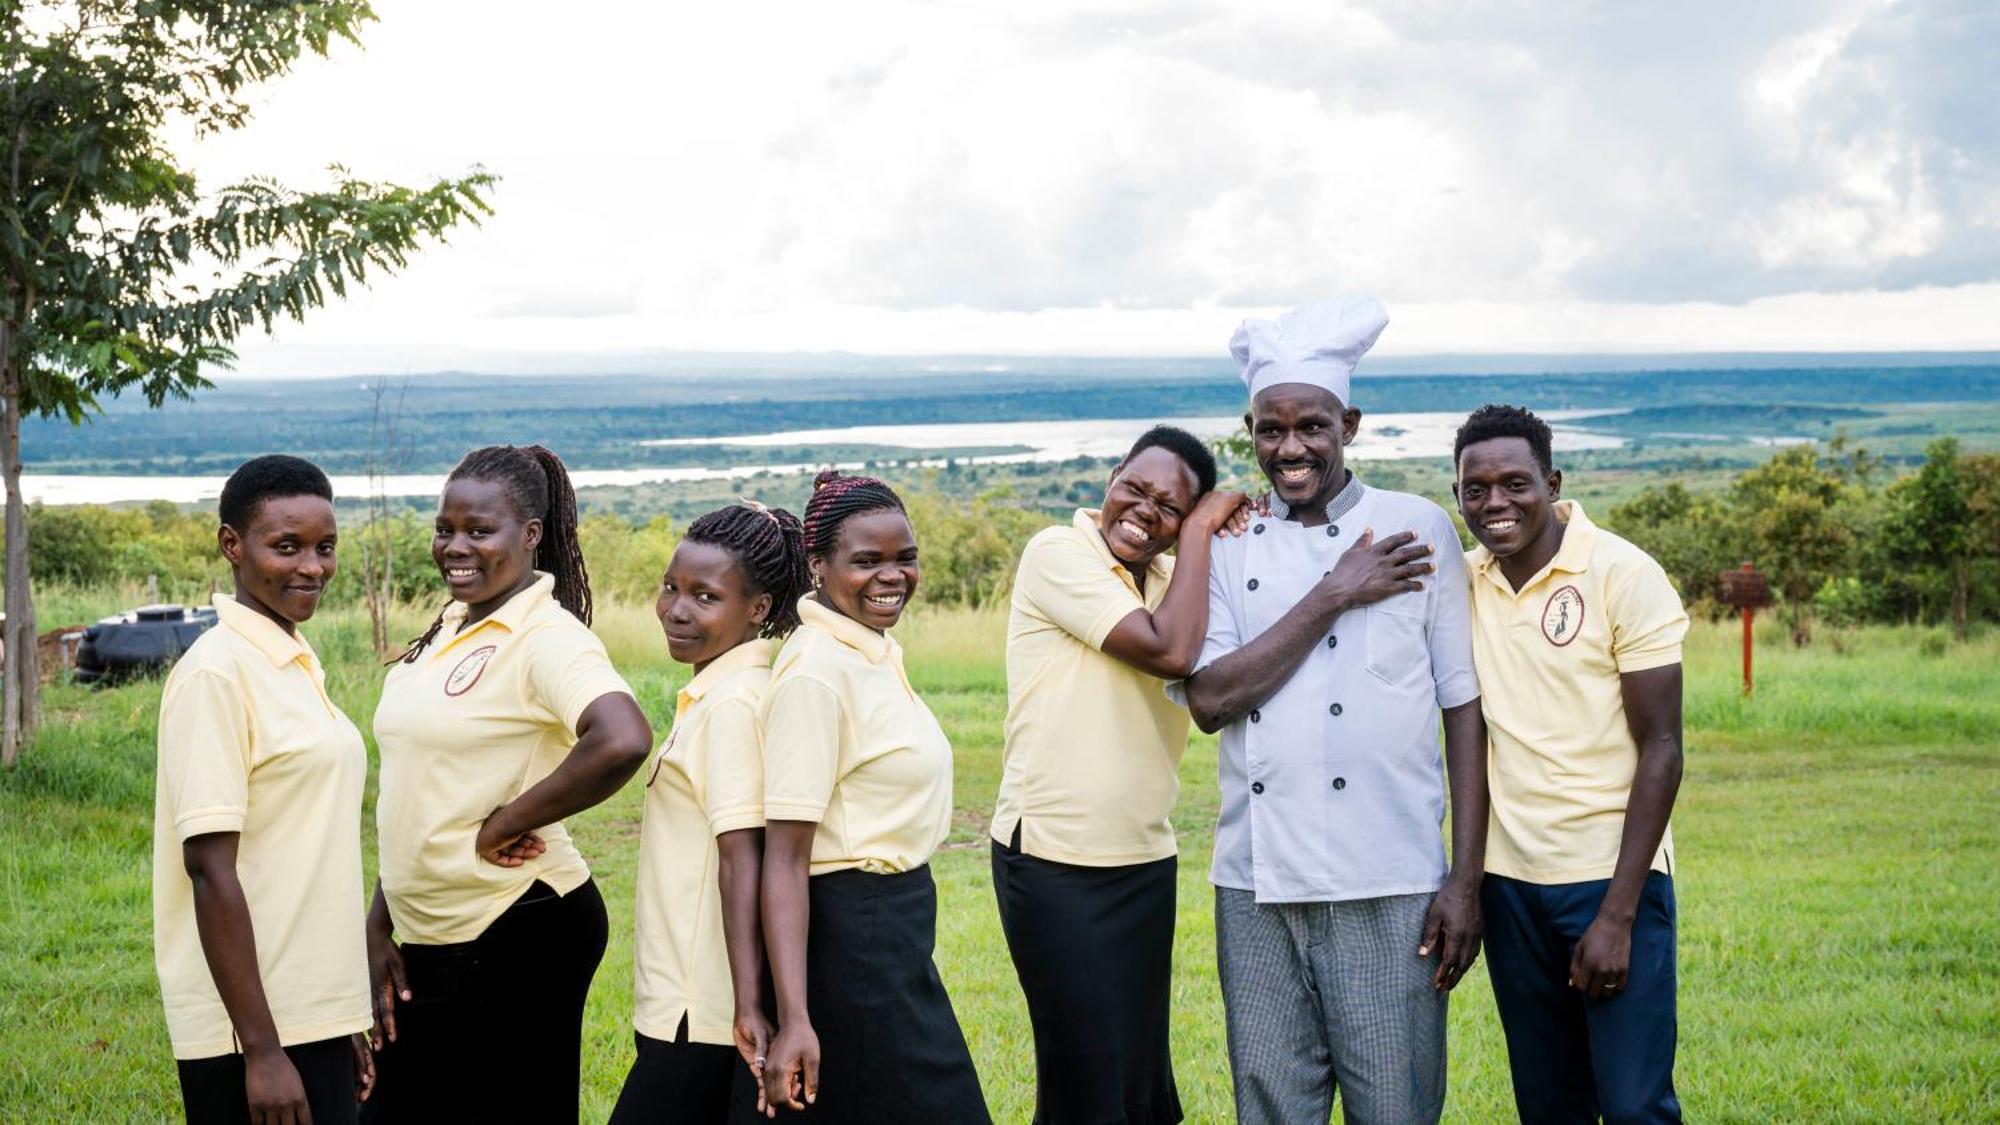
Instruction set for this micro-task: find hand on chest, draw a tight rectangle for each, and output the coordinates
[1241,521,1432,688]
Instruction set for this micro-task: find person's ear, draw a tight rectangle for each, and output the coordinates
[521,517,543,556]
[218,524,243,567]
[1547,468,1563,501]
[1341,407,1363,446]
[747,592,773,637]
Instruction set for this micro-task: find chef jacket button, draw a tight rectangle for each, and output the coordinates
[1247,578,1259,591]
[1253,523,1265,535]
[1329,702,1344,716]
[1326,635,1338,649]
[1251,781,1265,795]
[1249,709,1261,723]
[1327,524,1340,537]
[1332,776,1347,790]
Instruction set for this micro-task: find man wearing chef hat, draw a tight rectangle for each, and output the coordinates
[1169,298,1490,1124]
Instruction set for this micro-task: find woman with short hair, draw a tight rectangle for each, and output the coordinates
[153,454,374,1124]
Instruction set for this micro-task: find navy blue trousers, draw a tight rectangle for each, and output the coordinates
[1481,873,1681,1124]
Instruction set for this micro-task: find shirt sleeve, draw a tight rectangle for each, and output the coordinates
[1425,509,1482,710]
[1016,531,1144,651]
[1610,554,1690,673]
[1163,544,1240,707]
[697,697,767,836]
[157,668,253,841]
[522,621,635,733]
[761,674,844,823]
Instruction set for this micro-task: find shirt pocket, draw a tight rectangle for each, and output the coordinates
[1363,598,1429,685]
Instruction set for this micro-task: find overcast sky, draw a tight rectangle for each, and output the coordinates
[180,0,1999,376]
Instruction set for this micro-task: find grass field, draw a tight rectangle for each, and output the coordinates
[3,594,1998,1122]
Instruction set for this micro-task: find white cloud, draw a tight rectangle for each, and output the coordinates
[172,0,2000,374]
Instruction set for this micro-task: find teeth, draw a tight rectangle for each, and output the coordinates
[1484,520,1518,531]
[866,594,902,606]
[1279,467,1312,482]
[1118,519,1148,540]
[447,568,478,578]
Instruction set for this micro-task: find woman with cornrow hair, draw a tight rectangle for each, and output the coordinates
[363,444,654,1124]
[612,502,810,1124]
[758,470,990,1123]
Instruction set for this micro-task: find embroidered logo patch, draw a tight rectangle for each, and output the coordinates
[445,645,499,696]
[1541,585,1585,646]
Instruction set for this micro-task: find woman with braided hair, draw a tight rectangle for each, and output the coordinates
[757,471,990,1123]
[362,444,654,1123]
[611,502,811,1124]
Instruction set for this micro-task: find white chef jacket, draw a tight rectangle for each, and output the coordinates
[1169,476,1480,903]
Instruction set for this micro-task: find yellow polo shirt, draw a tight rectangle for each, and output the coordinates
[374,573,633,945]
[762,597,954,876]
[1467,501,1690,884]
[634,638,773,1046]
[152,596,371,1059]
[992,509,1190,865]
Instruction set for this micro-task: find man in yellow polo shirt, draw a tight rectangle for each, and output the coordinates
[1454,404,1689,1124]
[992,424,1244,1125]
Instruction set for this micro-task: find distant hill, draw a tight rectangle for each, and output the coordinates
[23,361,2000,476]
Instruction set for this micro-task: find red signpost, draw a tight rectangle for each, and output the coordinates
[1718,562,1773,696]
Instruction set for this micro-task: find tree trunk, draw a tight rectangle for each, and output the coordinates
[1952,560,1969,642]
[1,343,39,767]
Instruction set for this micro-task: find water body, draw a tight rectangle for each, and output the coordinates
[24,410,1624,506]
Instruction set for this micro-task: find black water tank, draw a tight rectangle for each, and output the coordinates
[74,605,219,686]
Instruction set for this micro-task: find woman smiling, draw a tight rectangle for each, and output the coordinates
[153,456,374,1125]
[612,503,811,1124]
[362,444,653,1123]
[757,471,989,1123]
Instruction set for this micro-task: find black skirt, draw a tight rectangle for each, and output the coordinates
[993,837,1183,1125]
[797,865,989,1124]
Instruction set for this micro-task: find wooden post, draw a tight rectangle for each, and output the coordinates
[1719,561,1770,700]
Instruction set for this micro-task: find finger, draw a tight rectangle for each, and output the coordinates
[1372,529,1416,552]
[1417,910,1441,958]
[804,1054,820,1104]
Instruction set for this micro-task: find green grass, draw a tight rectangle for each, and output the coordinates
[3,599,1998,1122]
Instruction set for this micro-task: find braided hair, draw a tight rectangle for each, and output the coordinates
[683,503,811,638]
[801,469,906,560]
[395,444,593,663]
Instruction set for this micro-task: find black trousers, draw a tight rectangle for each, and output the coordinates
[993,837,1183,1125]
[360,879,609,1124]
[177,1035,357,1125]
[609,1018,766,1125]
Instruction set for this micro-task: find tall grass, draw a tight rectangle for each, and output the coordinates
[3,594,1997,1121]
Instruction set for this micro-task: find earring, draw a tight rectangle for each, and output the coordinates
[812,573,823,591]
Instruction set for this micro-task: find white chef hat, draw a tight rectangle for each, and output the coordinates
[1230,297,1390,405]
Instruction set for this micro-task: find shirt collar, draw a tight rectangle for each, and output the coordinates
[796,595,898,664]
[1267,470,1367,525]
[210,594,313,669]
[679,637,777,706]
[1469,499,1598,586]
[439,571,557,635]
[1073,508,1170,593]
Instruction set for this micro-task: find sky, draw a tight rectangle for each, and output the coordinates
[173,0,2000,376]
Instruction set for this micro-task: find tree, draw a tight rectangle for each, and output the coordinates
[2,3,493,763]
[1885,438,1973,640]
[1730,444,1854,645]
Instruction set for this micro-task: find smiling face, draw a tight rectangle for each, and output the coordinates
[220,494,338,631]
[811,507,920,632]
[1455,435,1564,561]
[433,477,543,616]
[1248,383,1362,517]
[656,540,772,669]
[1099,445,1199,567]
